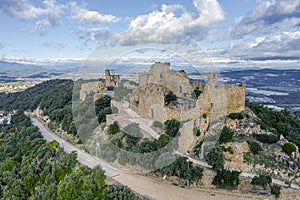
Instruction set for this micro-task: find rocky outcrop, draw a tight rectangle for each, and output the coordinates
[223,142,250,172]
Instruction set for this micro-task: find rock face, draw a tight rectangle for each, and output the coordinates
[178,120,197,153]
[225,108,261,136]
[223,142,250,172]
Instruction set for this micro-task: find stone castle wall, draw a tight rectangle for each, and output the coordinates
[80,81,106,101]
[130,84,167,120]
[225,84,246,114]
[130,63,246,134]
[138,62,194,98]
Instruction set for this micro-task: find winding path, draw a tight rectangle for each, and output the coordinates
[31,118,121,178]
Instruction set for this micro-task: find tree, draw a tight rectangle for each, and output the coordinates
[212,169,241,188]
[206,146,224,171]
[251,175,272,187]
[253,133,279,144]
[155,134,172,149]
[164,91,177,106]
[247,140,262,154]
[104,185,138,200]
[228,112,244,120]
[271,185,281,198]
[282,142,296,156]
[57,179,78,200]
[164,119,180,137]
[218,126,234,144]
[23,172,38,194]
[108,121,120,135]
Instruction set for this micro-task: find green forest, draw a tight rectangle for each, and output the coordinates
[0,112,138,199]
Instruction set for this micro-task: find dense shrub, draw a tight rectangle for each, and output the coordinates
[271,185,281,198]
[228,112,244,120]
[153,121,163,129]
[108,122,120,135]
[218,126,234,144]
[282,142,296,155]
[253,133,279,144]
[161,156,203,185]
[251,175,272,187]
[212,169,241,188]
[164,119,181,137]
[247,140,263,154]
[164,91,177,106]
[206,146,224,171]
[95,95,112,123]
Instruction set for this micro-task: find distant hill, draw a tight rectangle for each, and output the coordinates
[0,60,80,72]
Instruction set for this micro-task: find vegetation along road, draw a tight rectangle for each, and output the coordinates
[31,117,299,200]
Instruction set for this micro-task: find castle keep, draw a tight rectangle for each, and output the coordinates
[130,62,246,131]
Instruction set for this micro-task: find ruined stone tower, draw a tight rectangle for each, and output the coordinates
[105,70,120,87]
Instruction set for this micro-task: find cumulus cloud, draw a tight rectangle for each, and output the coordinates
[115,0,225,45]
[230,0,300,38]
[0,0,64,34]
[0,0,44,20]
[69,2,119,24]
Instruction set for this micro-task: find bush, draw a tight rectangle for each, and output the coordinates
[247,140,262,154]
[108,122,119,135]
[253,133,279,144]
[153,121,163,129]
[104,185,138,200]
[251,175,272,187]
[164,91,177,106]
[48,140,59,149]
[228,112,244,120]
[282,142,296,155]
[271,185,281,198]
[202,113,207,119]
[164,119,180,137]
[218,126,234,144]
[193,140,204,157]
[161,156,203,184]
[212,169,241,188]
[206,146,224,171]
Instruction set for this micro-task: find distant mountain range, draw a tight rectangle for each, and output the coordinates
[0,60,81,72]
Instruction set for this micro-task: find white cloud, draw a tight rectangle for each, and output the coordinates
[0,0,64,34]
[230,0,300,38]
[0,0,44,20]
[211,32,300,61]
[115,0,225,45]
[69,2,119,24]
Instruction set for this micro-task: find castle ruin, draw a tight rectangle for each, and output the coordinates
[80,69,120,100]
[105,69,120,88]
[130,62,246,133]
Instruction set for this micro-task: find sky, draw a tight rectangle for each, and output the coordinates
[0,0,300,69]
